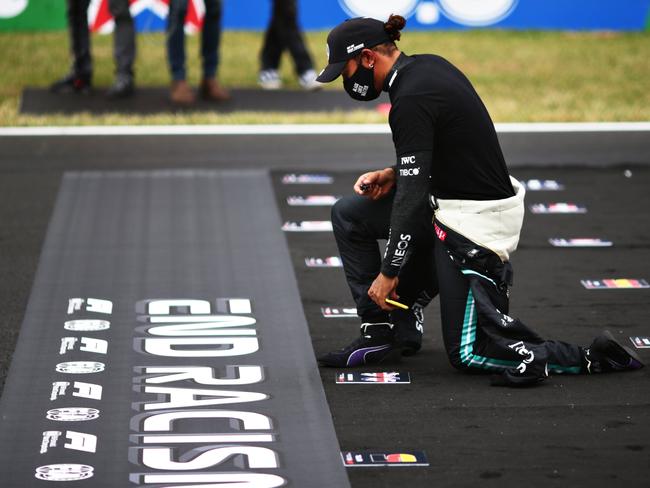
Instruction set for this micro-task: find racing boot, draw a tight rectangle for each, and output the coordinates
[391,304,424,356]
[317,323,401,367]
[583,330,644,373]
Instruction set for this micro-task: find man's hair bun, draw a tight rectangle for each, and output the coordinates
[384,14,406,42]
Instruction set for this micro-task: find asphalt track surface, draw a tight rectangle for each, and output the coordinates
[20,87,388,115]
[1,131,650,487]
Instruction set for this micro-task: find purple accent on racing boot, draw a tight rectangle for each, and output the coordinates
[346,344,393,366]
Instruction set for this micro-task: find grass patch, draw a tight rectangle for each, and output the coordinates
[1,29,649,125]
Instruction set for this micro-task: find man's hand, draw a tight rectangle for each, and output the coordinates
[354,167,395,200]
[368,273,399,311]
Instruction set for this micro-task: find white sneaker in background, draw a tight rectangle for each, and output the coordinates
[298,69,322,91]
[258,69,282,90]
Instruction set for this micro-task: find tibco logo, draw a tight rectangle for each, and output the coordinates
[399,167,420,176]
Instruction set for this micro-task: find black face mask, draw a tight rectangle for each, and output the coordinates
[343,60,381,101]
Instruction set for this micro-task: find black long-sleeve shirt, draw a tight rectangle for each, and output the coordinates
[381,53,515,277]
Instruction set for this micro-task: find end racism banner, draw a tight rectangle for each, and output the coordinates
[2,0,650,32]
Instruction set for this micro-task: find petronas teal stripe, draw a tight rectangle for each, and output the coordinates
[548,363,582,374]
[461,269,497,287]
[459,288,519,371]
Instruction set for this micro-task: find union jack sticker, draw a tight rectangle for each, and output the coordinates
[336,372,411,384]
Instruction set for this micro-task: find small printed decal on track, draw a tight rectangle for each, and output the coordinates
[581,279,649,289]
[282,174,334,184]
[336,372,411,384]
[549,238,612,247]
[341,450,429,467]
[530,203,587,214]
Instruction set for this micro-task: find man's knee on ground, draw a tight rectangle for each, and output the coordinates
[447,350,471,371]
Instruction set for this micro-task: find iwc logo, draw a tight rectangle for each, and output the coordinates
[46,407,100,422]
[338,0,518,26]
[34,464,94,481]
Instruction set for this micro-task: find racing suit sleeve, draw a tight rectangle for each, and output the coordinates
[380,94,435,278]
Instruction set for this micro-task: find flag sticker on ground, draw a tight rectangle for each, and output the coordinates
[287,195,340,206]
[342,451,429,467]
[630,337,650,348]
[523,179,565,191]
[305,256,343,267]
[282,174,334,184]
[530,203,587,214]
[549,238,613,247]
[322,307,357,318]
[630,337,650,349]
[282,221,333,232]
[336,372,411,384]
[581,279,650,289]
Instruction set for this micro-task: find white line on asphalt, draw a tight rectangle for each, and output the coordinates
[1,122,650,137]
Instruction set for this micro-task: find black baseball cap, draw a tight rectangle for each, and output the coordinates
[316,17,391,83]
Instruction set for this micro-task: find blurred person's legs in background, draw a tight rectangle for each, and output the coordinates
[166,0,194,103]
[51,0,92,93]
[167,0,229,104]
[106,0,136,98]
[199,0,230,101]
[259,0,320,90]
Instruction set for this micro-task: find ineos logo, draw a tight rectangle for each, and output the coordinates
[390,233,412,267]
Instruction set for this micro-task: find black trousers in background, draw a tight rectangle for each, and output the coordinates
[167,0,222,80]
[331,193,585,374]
[260,0,314,74]
[66,0,135,79]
